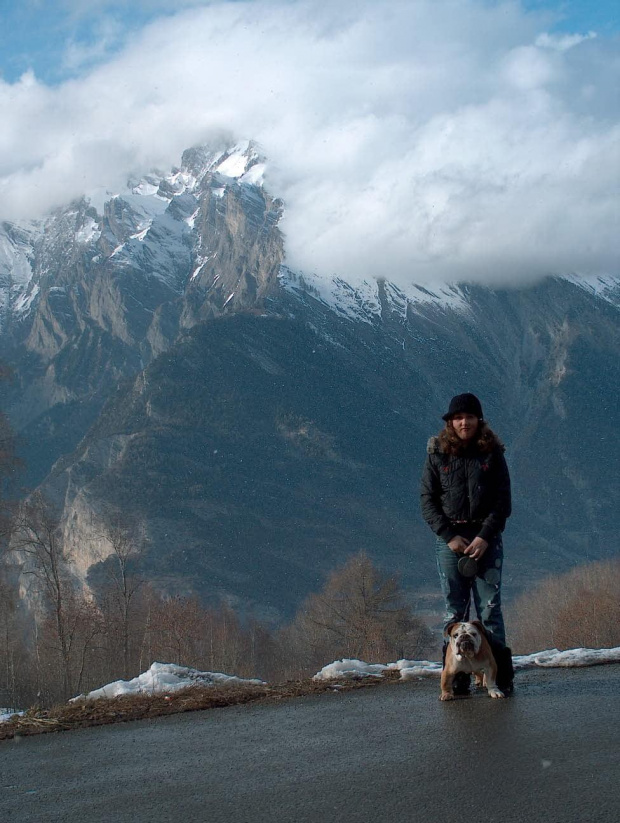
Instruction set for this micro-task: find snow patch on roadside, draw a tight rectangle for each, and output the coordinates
[313,646,620,681]
[71,662,265,702]
[512,646,620,669]
[313,659,389,680]
[0,709,23,724]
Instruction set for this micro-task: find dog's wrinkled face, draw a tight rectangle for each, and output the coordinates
[449,622,482,660]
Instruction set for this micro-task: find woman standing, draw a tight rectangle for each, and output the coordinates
[420,393,514,694]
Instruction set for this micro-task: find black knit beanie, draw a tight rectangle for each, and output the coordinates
[442,393,484,421]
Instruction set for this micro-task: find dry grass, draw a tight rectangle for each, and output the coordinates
[0,672,399,742]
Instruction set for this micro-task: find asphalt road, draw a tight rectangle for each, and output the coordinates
[1,665,618,823]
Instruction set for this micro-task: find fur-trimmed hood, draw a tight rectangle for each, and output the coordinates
[427,436,441,454]
[427,426,505,456]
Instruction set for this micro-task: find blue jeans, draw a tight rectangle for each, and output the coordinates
[435,534,506,647]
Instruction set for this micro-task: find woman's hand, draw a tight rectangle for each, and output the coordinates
[464,536,488,559]
[447,535,469,553]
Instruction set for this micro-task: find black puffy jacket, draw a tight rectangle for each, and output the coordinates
[420,436,511,543]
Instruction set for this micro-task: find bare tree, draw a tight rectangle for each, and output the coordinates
[10,493,77,699]
[92,512,146,679]
[150,594,206,667]
[133,590,274,680]
[0,362,20,549]
[0,569,20,708]
[202,603,265,677]
[280,552,433,677]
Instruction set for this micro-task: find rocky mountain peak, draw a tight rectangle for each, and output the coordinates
[1,142,281,352]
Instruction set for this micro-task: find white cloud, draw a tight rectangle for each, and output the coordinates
[535,31,597,52]
[0,0,617,286]
[61,18,126,73]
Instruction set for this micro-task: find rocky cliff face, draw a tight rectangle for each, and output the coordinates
[1,142,283,489]
[1,144,619,618]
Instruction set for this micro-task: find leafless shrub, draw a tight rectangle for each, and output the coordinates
[508,558,620,653]
[138,593,274,680]
[274,552,433,679]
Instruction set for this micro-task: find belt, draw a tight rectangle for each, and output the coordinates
[450,519,484,525]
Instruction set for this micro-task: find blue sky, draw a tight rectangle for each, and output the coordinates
[0,0,617,84]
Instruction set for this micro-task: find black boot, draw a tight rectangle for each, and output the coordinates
[490,642,514,695]
[452,671,472,696]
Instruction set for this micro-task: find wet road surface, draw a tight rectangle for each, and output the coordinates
[1,665,618,823]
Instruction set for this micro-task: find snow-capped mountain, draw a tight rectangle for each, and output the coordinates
[2,141,277,345]
[1,144,619,618]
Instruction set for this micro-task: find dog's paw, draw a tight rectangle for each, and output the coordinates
[488,688,505,699]
[439,692,455,701]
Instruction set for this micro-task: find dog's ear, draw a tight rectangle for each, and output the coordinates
[470,620,488,639]
[444,621,459,638]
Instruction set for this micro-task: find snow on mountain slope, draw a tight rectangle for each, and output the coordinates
[0,142,265,328]
[279,266,474,325]
[104,192,193,289]
[0,221,37,331]
[560,273,620,308]
[280,266,620,328]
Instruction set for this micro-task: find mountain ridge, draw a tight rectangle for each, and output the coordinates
[1,143,619,619]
